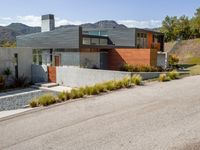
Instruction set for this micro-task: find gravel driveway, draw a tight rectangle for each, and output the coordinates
[1,75,200,150]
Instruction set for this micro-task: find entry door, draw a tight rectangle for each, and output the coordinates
[54,55,60,66]
[100,52,108,70]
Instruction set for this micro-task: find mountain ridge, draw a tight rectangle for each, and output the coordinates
[0,20,158,44]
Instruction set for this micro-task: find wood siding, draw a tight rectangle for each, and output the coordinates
[108,48,157,70]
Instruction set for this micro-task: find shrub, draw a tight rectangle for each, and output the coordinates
[131,75,142,85]
[57,91,66,101]
[69,89,78,99]
[84,86,94,95]
[169,54,179,66]
[122,77,132,88]
[168,70,180,80]
[38,94,56,106]
[3,68,12,77]
[104,81,116,91]
[69,89,85,99]
[29,99,38,108]
[115,80,125,89]
[94,84,107,93]
[159,74,171,82]
[11,75,29,88]
[120,64,161,72]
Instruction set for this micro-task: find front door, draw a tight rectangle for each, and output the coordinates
[100,52,108,70]
[54,55,60,66]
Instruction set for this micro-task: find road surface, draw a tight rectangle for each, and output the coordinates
[1,75,200,150]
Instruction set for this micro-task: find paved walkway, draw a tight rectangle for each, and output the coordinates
[1,76,200,150]
[0,108,32,118]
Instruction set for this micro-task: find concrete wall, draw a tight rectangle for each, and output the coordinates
[31,64,48,83]
[0,48,32,80]
[157,52,168,69]
[56,66,167,87]
[56,66,131,87]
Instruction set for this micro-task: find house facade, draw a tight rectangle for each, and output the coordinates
[16,14,164,71]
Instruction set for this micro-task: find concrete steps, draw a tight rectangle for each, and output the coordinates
[34,82,59,88]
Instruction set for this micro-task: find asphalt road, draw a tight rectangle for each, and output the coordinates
[1,75,200,150]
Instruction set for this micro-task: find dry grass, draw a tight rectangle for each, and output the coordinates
[188,65,200,75]
[165,38,200,64]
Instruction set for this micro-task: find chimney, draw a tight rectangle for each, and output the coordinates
[41,14,55,32]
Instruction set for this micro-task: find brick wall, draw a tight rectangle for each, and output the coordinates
[108,48,157,70]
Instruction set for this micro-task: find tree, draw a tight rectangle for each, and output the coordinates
[190,8,200,38]
[174,15,191,40]
[0,40,16,47]
[160,16,178,42]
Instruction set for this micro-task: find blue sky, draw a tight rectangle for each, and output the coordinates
[0,0,199,28]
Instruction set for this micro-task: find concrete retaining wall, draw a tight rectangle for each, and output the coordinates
[56,66,168,87]
[56,67,131,87]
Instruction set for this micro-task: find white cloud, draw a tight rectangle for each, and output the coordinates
[0,15,162,28]
[117,20,162,28]
[16,15,41,26]
[55,17,85,26]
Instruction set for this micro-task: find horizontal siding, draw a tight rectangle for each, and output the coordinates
[107,28,136,47]
[16,27,80,49]
[83,28,136,47]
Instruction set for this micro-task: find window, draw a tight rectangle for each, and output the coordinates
[100,39,108,45]
[91,38,99,45]
[32,49,42,65]
[136,32,148,48]
[83,38,90,45]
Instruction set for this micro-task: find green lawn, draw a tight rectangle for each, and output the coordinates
[188,65,200,75]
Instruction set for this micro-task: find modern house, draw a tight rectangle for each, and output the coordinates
[17,14,165,71]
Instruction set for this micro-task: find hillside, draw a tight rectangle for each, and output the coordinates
[165,39,200,64]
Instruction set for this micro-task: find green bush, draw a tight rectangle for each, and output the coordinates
[57,92,66,101]
[159,74,171,82]
[69,89,85,99]
[104,81,116,91]
[29,99,38,108]
[115,80,125,89]
[38,94,56,106]
[131,75,142,85]
[120,64,162,72]
[168,70,180,80]
[122,77,132,88]
[84,86,94,95]
[94,83,107,93]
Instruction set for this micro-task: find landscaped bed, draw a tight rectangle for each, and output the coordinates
[0,88,57,111]
[29,71,183,108]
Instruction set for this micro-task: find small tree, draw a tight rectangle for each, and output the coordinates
[3,68,12,78]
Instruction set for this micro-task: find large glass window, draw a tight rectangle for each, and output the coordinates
[100,39,108,45]
[83,38,90,45]
[136,32,148,48]
[91,38,99,45]
[32,49,42,65]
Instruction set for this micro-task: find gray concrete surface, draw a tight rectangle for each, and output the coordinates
[1,75,200,150]
[0,48,32,81]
